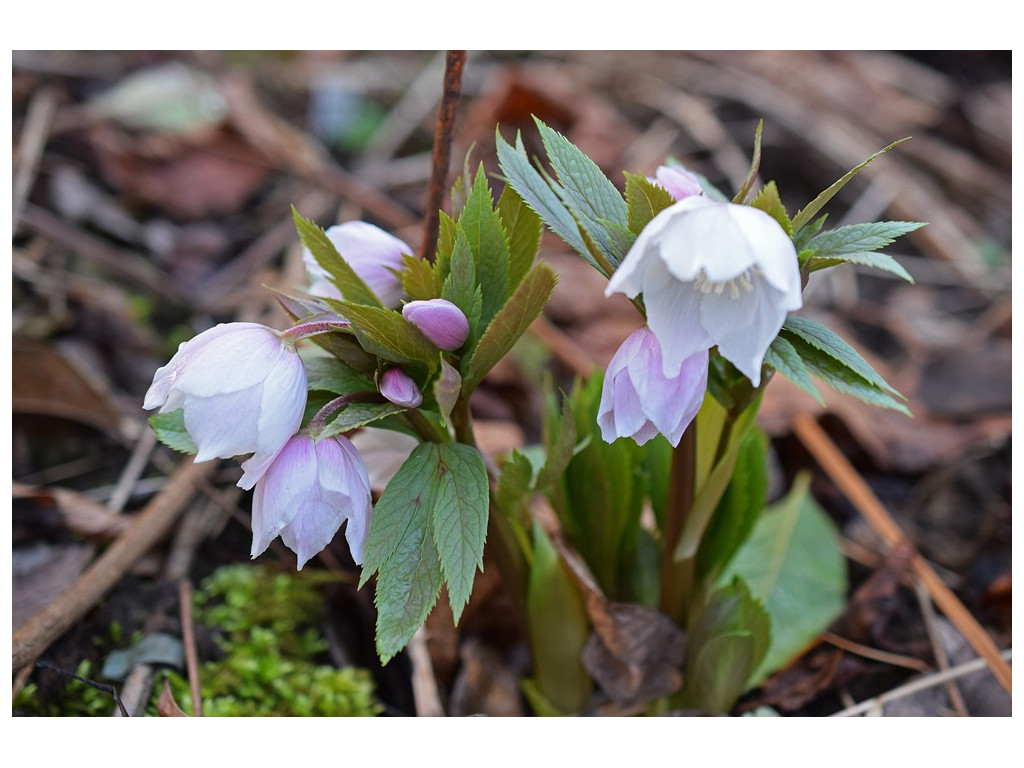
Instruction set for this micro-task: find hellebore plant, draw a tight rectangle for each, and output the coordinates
[147,114,923,715]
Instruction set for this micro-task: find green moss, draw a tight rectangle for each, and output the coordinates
[14,660,118,717]
[154,564,382,717]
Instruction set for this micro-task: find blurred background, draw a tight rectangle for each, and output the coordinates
[11,50,1011,716]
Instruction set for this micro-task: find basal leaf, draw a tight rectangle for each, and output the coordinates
[624,171,676,236]
[291,207,382,307]
[720,473,846,686]
[462,261,557,393]
[429,443,490,623]
[149,410,196,454]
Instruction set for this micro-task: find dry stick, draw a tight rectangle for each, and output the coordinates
[792,414,1012,695]
[914,580,970,716]
[12,458,213,672]
[407,627,446,717]
[178,580,203,717]
[821,632,930,673]
[831,649,1012,718]
[419,50,467,263]
[12,86,59,236]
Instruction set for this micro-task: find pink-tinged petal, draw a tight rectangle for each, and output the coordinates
[250,436,318,558]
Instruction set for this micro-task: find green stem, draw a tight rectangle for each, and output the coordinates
[659,419,697,625]
[402,408,451,444]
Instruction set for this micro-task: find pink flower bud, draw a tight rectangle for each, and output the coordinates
[653,165,704,201]
[597,327,707,447]
[379,367,423,408]
[250,434,372,568]
[402,299,470,351]
[143,322,307,489]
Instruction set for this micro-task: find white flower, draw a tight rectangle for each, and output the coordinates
[598,327,707,446]
[303,221,413,307]
[250,434,373,569]
[143,322,307,489]
[606,197,801,386]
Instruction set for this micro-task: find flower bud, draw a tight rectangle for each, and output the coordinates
[652,164,704,201]
[303,221,413,307]
[402,299,470,351]
[379,367,423,408]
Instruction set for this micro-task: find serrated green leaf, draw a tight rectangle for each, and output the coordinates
[750,181,792,236]
[791,138,911,232]
[720,473,846,686]
[462,261,557,393]
[783,333,912,415]
[291,207,382,307]
[428,443,489,624]
[400,252,442,301]
[495,128,597,270]
[497,184,542,293]
[148,409,196,454]
[732,119,763,205]
[806,252,914,282]
[791,214,828,252]
[320,401,407,438]
[764,335,823,405]
[782,316,902,397]
[535,117,630,267]
[326,300,439,373]
[441,228,483,348]
[803,221,925,282]
[301,354,375,395]
[535,393,578,494]
[495,449,535,521]
[460,166,510,327]
[679,577,771,712]
[624,171,676,236]
[434,212,457,281]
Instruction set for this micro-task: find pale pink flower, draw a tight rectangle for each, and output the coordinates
[653,164,704,201]
[250,434,372,569]
[144,322,307,489]
[598,327,707,447]
[303,221,413,307]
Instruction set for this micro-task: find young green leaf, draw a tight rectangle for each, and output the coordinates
[460,166,510,327]
[400,252,442,301]
[732,119,763,205]
[149,410,197,454]
[624,171,676,236]
[327,300,439,372]
[750,181,792,236]
[319,401,407,438]
[764,335,824,405]
[291,207,382,307]
[791,138,910,233]
[803,221,925,282]
[462,260,557,393]
[497,183,542,293]
[720,473,846,686]
[301,354,375,395]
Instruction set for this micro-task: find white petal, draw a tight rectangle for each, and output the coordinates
[699,278,788,386]
[642,260,712,377]
[182,388,260,462]
[175,326,287,397]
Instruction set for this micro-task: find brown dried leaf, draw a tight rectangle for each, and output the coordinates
[157,678,190,717]
[13,482,132,541]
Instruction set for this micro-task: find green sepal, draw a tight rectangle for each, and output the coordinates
[291,207,382,308]
[624,171,676,236]
[149,409,197,454]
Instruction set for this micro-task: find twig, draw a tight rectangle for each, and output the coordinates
[830,649,1012,717]
[792,414,1012,694]
[106,428,157,515]
[408,626,446,717]
[821,632,930,672]
[915,580,970,716]
[419,50,467,263]
[178,580,203,717]
[13,86,59,236]
[12,458,213,672]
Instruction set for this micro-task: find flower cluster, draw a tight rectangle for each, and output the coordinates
[144,221,468,569]
[599,166,802,446]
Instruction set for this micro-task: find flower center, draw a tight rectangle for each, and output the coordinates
[693,267,758,299]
